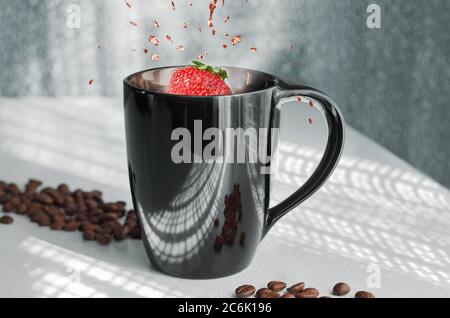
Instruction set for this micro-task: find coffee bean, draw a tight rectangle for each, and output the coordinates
[113,225,130,241]
[28,203,44,214]
[235,285,256,298]
[85,199,99,211]
[288,282,305,294]
[25,179,42,197]
[9,196,21,207]
[37,215,51,227]
[16,203,28,215]
[103,203,119,212]
[73,190,84,202]
[83,231,96,241]
[30,212,47,223]
[130,226,142,239]
[115,202,127,215]
[96,233,112,245]
[64,203,78,216]
[35,193,54,205]
[63,196,75,206]
[50,220,65,231]
[80,222,99,233]
[296,288,320,299]
[64,220,80,232]
[77,203,88,214]
[126,210,137,222]
[268,281,287,292]
[7,184,20,195]
[0,215,14,225]
[3,201,15,212]
[99,213,119,224]
[333,282,351,296]
[44,206,63,218]
[43,188,64,206]
[281,293,296,299]
[355,291,375,299]
[57,184,70,195]
[88,216,100,224]
[0,188,6,199]
[75,214,88,222]
[256,288,279,299]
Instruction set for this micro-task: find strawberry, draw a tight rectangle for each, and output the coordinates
[168,61,232,96]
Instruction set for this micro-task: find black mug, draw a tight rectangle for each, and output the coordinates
[124,66,345,279]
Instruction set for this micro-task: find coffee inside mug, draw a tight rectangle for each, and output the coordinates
[126,66,277,95]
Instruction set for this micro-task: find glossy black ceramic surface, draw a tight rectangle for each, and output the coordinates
[124,66,345,279]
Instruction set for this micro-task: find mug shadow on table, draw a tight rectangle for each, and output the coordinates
[1,98,449,297]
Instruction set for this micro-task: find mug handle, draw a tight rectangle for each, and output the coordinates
[264,81,345,235]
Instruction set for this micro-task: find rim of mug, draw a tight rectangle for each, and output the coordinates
[124,65,280,98]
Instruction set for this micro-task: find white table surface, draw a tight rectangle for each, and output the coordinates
[0,97,449,298]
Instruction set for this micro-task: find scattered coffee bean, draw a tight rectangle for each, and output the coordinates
[16,203,28,215]
[7,184,20,195]
[130,226,142,239]
[287,282,305,294]
[99,213,119,224]
[25,179,42,197]
[114,225,130,241]
[256,288,279,299]
[235,285,256,298]
[333,282,351,296]
[96,233,112,245]
[3,201,15,213]
[9,196,21,207]
[35,193,54,205]
[80,222,98,233]
[355,291,376,298]
[0,215,14,225]
[268,281,287,292]
[30,212,47,223]
[64,220,81,232]
[37,215,51,227]
[83,231,96,241]
[28,203,44,214]
[57,184,70,195]
[281,293,296,299]
[1,179,142,246]
[50,220,65,231]
[296,288,320,299]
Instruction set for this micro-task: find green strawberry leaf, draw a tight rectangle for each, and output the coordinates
[192,61,229,80]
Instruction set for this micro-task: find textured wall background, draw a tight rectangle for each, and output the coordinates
[0,0,449,187]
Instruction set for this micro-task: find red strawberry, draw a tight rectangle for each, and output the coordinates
[168,61,232,96]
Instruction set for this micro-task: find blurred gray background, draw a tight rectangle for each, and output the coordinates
[0,0,449,188]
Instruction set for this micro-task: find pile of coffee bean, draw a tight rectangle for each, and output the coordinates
[0,179,141,245]
[235,281,376,299]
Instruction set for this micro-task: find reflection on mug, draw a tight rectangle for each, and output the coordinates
[214,184,246,252]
